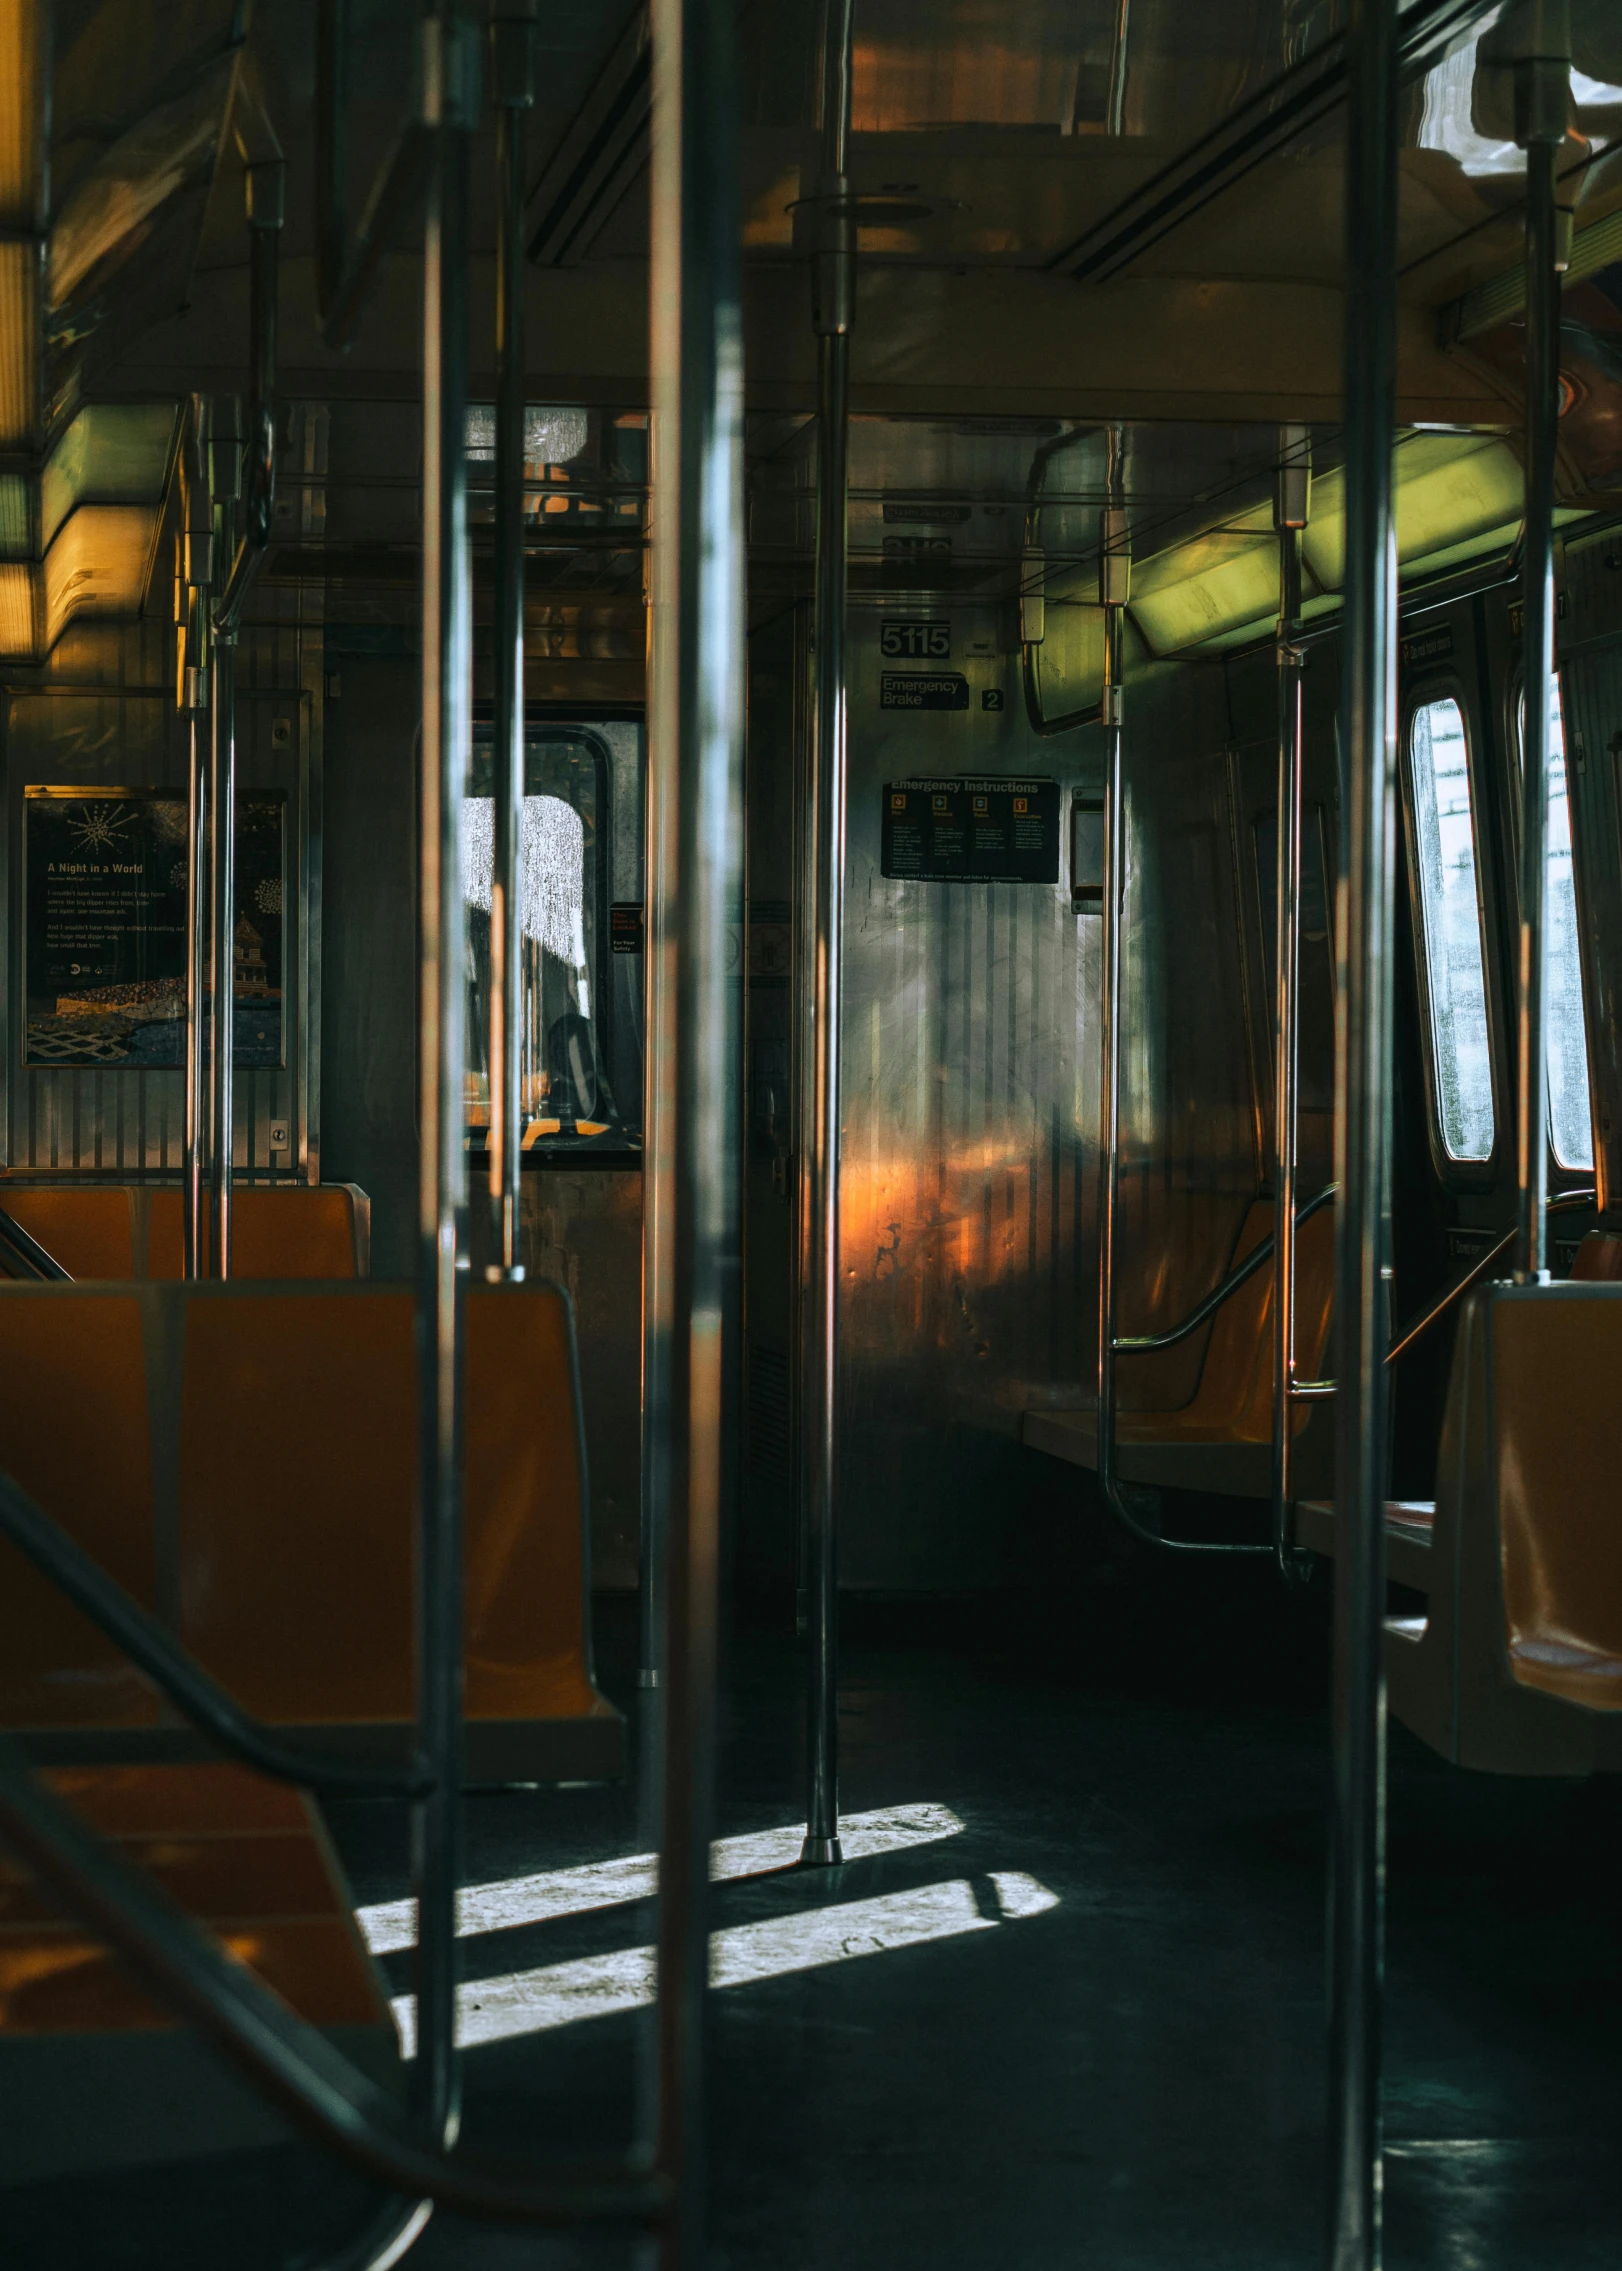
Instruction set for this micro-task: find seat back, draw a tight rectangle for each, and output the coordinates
[0,1286,160,1730]
[146,1184,368,1279]
[175,1279,598,1724]
[1172,1198,1335,1440]
[1491,1284,1622,1707]
[0,1277,598,1739]
[0,1182,367,1282]
[0,1187,136,1278]
[1570,1231,1622,1283]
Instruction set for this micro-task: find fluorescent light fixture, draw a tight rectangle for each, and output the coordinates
[0,239,37,449]
[41,403,176,549]
[0,0,41,226]
[0,471,28,556]
[357,1800,966,1957]
[1132,433,1529,658]
[390,1868,1057,2054]
[43,503,156,648]
[0,560,37,655]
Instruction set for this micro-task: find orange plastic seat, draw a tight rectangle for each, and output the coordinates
[1569,1230,1622,1283]
[0,1289,160,1734]
[175,1282,615,1776]
[0,1760,398,2181]
[0,1187,136,1278]
[1312,1283,1622,1776]
[1022,1197,1336,1497]
[0,1278,622,1784]
[0,1181,367,1282]
[146,1184,368,1280]
[1492,1289,1622,1712]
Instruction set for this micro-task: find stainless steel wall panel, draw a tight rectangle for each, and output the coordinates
[827,598,1260,1588]
[521,1167,643,1590]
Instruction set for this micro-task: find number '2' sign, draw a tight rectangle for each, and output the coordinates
[880,619,950,661]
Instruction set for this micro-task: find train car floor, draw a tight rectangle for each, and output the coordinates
[5,1546,1621,2268]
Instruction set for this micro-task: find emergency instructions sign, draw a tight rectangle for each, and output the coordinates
[881,777,1061,884]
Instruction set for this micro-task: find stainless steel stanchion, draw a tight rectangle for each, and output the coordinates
[1271,427,1310,1574]
[648,0,746,2254]
[208,618,237,1280]
[1094,496,1126,1514]
[1328,2,1399,2264]
[207,392,242,1280]
[800,0,855,1876]
[182,399,213,1282]
[488,6,535,1284]
[1513,24,1570,1284]
[415,2,477,2153]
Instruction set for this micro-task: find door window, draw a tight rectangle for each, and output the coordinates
[1522,677,1593,1171]
[1407,695,1495,1162]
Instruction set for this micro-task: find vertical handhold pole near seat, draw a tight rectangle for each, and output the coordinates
[1512,4,1571,1284]
[1095,432,1130,1525]
[488,6,535,1284]
[1271,426,1310,1574]
[416,1,478,2153]
[207,392,241,1282]
[801,0,855,1874]
[207,140,286,1279]
[182,397,214,1282]
[1329,3,1398,2266]
[648,0,746,2254]
[1091,455,1267,1560]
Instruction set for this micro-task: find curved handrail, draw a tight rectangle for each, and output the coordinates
[1114,1184,1337,1356]
[0,1205,72,1282]
[0,1735,663,2228]
[1383,1187,1597,1368]
[0,1476,430,1802]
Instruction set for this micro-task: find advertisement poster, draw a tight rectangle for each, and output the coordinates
[24,788,286,1069]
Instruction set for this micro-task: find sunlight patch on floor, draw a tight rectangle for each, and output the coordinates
[390,1870,1057,2054]
[357,1801,965,1955]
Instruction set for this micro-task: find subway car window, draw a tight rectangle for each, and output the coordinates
[1407,695,1494,1162]
[462,727,642,1152]
[1518,679,1594,1170]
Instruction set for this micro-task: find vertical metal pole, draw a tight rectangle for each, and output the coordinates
[209,631,237,1279]
[801,0,854,1875]
[1272,429,1309,1571]
[1095,613,1124,1504]
[1094,439,1130,1524]
[1514,37,1568,1283]
[182,400,213,1281]
[488,9,534,1284]
[415,3,476,2153]
[1329,4,1397,2266]
[649,0,745,2257]
[184,701,210,1279]
[1106,0,1132,138]
[641,457,674,1709]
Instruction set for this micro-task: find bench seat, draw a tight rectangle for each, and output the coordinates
[0,1280,624,1785]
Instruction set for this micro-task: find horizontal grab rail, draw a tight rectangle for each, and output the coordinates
[1383,1188,1597,1368]
[1114,1184,1337,1356]
[0,1736,664,2228]
[0,1476,429,1803]
[1274,1189,1600,1390]
[0,1205,72,1283]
